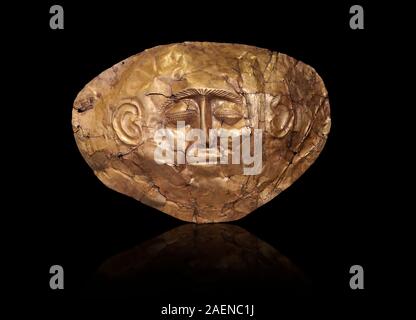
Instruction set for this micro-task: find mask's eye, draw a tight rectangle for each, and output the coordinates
[165,99,198,125]
[213,101,243,125]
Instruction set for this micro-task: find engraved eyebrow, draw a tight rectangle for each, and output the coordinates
[159,89,198,111]
[161,88,242,110]
[204,89,242,104]
[175,88,242,100]
[172,88,200,100]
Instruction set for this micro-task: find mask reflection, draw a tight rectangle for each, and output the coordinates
[85,224,307,298]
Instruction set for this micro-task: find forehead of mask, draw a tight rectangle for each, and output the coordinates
[110,43,281,102]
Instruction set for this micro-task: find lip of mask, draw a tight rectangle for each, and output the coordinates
[72,42,331,223]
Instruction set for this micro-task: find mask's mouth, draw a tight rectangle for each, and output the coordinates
[185,145,241,166]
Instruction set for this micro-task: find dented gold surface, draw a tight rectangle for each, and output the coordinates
[72,42,331,223]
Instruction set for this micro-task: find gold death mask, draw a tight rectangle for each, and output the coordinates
[72,42,331,223]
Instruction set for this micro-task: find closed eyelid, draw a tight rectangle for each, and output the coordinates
[214,108,242,118]
[213,104,243,125]
[213,101,243,116]
[165,109,197,122]
[165,99,198,123]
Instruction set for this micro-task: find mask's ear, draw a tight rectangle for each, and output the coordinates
[112,99,143,145]
[269,95,294,138]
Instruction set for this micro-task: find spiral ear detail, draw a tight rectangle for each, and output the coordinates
[269,97,294,138]
[112,99,143,145]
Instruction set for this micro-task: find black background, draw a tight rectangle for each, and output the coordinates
[11,0,394,316]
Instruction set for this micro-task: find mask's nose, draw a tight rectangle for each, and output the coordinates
[199,96,212,146]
